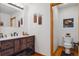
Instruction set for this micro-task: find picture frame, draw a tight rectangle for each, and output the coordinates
[10,17,16,27]
[38,15,42,25]
[34,14,37,23]
[63,18,74,28]
[18,21,20,27]
[21,18,23,25]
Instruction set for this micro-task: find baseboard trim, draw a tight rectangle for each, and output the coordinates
[34,52,46,56]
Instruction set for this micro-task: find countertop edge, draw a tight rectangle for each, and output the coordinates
[0,35,35,41]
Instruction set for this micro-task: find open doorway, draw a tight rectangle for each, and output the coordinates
[50,3,79,56]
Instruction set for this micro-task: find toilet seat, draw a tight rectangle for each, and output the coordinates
[64,43,72,48]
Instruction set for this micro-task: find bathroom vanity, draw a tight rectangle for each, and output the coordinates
[0,35,35,56]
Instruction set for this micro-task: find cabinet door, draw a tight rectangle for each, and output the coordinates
[1,48,14,56]
[1,40,14,56]
[1,40,14,50]
[21,38,27,50]
[14,39,21,53]
[0,42,1,56]
[26,36,35,51]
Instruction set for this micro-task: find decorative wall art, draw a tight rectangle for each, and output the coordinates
[0,21,3,26]
[0,17,3,26]
[63,18,74,28]
[34,14,37,23]
[18,21,20,27]
[38,15,42,25]
[21,18,23,25]
[33,14,43,25]
[10,17,16,27]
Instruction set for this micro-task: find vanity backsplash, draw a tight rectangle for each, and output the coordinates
[0,27,28,39]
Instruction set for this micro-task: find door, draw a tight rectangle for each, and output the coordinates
[14,39,21,53]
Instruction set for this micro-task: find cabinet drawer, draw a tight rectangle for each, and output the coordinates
[1,48,14,56]
[26,42,33,48]
[26,37,34,43]
[1,40,14,50]
[21,39,26,45]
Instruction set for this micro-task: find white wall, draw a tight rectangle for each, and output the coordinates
[24,3,50,55]
[24,4,29,33]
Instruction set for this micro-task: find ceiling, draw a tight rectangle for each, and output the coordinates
[0,3,23,15]
[57,3,79,9]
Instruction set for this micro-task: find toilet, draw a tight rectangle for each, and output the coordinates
[63,33,73,54]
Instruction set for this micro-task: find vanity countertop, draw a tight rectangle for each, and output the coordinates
[0,35,34,41]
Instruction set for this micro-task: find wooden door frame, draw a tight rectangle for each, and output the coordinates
[50,3,62,56]
[50,3,54,56]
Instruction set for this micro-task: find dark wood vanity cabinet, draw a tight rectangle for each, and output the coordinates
[0,36,35,56]
[0,42,1,55]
